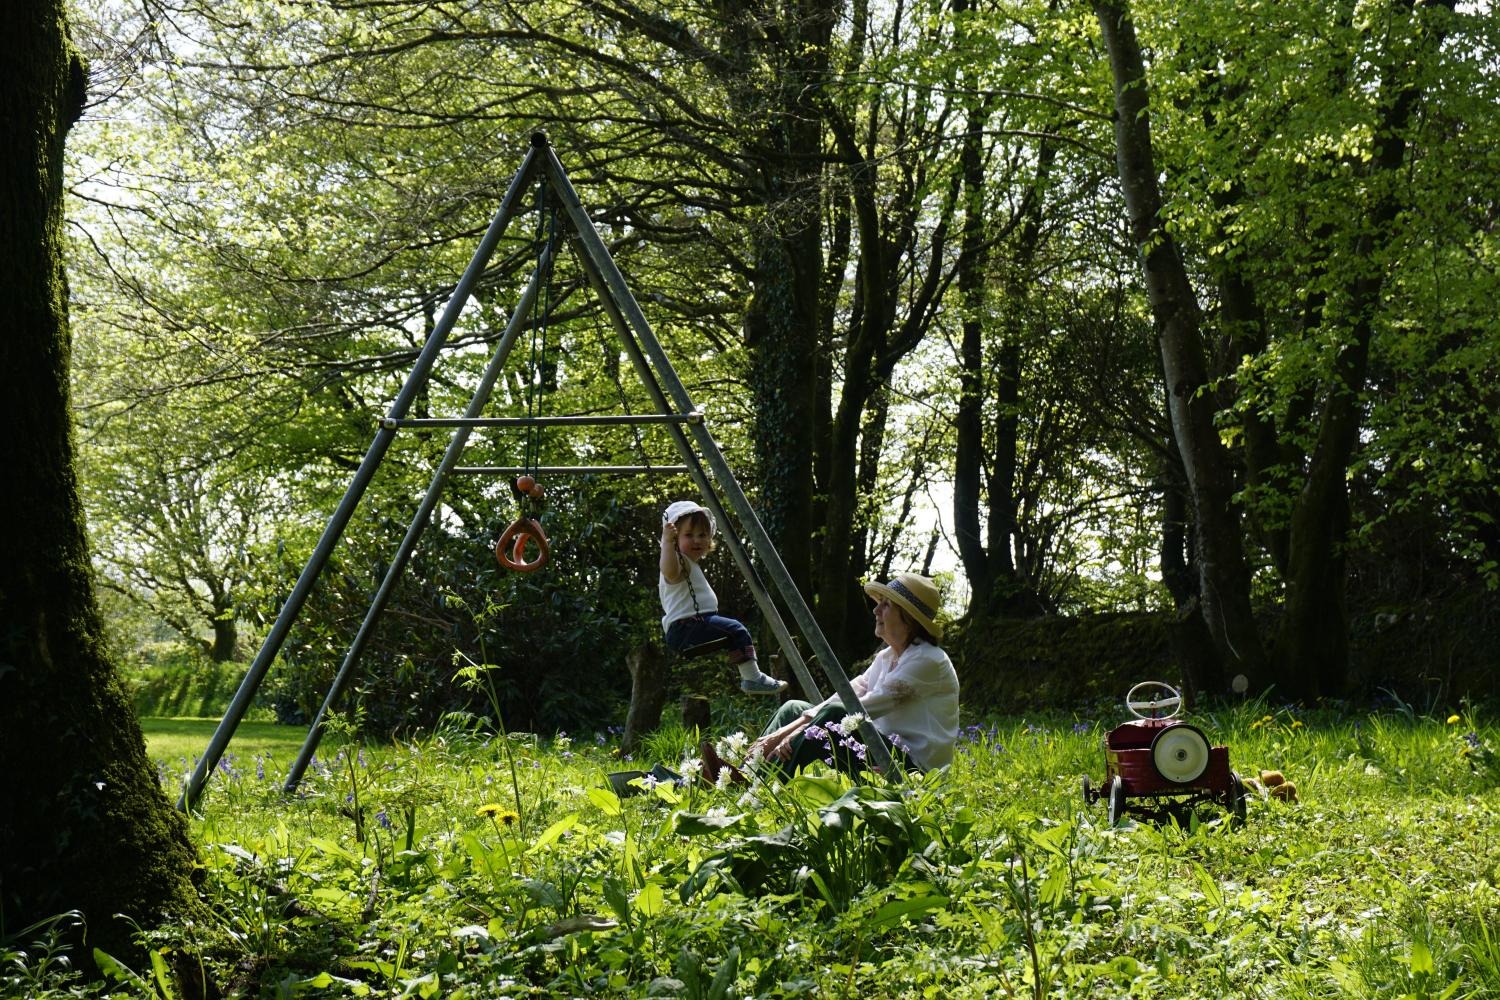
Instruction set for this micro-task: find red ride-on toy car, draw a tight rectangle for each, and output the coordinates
[1082,681,1247,827]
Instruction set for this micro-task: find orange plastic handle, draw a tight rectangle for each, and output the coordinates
[495,517,550,572]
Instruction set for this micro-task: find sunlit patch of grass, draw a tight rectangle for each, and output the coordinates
[40,702,1482,997]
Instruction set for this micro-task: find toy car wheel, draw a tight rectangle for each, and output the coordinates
[1081,774,1094,805]
[1149,723,1211,784]
[1107,776,1127,827]
[1228,770,1247,828]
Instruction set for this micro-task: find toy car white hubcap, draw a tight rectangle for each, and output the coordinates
[1150,724,1210,784]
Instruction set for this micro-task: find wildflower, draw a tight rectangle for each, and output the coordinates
[720,732,749,757]
[805,724,828,742]
[737,789,760,810]
[476,804,522,827]
[842,712,868,728]
[1289,720,1303,729]
[1447,714,1461,725]
[678,758,703,781]
[375,810,393,831]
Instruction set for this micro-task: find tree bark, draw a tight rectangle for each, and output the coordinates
[1095,0,1267,687]
[741,0,834,607]
[0,0,204,970]
[1271,0,1454,698]
[621,641,669,754]
[210,613,239,663]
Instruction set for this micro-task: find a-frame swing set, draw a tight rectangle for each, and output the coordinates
[178,133,892,811]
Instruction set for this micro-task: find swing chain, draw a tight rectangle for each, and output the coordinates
[496,182,562,573]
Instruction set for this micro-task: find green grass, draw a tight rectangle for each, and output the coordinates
[142,717,352,794]
[143,717,309,765]
[13,704,1500,998]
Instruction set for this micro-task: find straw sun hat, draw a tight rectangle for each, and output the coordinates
[864,573,944,641]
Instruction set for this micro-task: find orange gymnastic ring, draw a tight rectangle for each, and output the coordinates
[495,517,549,572]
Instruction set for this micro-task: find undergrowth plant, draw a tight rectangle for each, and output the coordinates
[28,701,1500,997]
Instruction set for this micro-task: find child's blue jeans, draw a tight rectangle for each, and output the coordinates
[666,614,755,663]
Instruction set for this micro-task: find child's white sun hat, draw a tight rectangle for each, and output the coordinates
[663,499,716,533]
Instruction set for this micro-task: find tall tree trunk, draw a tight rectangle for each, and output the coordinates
[1272,0,1453,699]
[746,0,834,605]
[953,63,997,612]
[1095,0,1268,686]
[1160,442,1222,705]
[0,0,204,970]
[210,612,239,663]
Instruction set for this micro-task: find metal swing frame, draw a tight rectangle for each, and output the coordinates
[178,133,893,811]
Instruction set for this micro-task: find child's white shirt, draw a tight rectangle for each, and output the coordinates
[659,558,719,632]
[805,641,960,770]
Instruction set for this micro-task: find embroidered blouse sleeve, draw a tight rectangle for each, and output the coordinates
[855,645,949,719]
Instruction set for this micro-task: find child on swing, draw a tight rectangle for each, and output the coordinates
[659,500,787,695]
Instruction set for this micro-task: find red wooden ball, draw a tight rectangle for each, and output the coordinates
[528,484,545,499]
[516,475,536,493]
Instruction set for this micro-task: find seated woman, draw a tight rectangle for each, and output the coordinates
[704,573,960,780]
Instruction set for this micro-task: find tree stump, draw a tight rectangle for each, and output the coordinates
[681,695,711,733]
[622,640,670,754]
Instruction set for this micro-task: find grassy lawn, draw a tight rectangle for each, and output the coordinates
[29,705,1500,998]
[142,717,338,786]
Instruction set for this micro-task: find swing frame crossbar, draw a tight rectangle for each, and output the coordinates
[382,412,702,429]
[177,132,893,812]
[452,465,691,475]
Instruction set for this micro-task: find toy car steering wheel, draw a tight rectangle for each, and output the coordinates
[1125,681,1183,720]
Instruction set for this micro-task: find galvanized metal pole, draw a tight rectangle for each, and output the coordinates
[178,143,544,811]
[281,242,556,795]
[542,150,899,767]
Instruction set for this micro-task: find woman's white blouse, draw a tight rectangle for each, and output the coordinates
[807,641,960,770]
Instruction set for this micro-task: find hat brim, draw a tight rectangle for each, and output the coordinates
[864,581,942,641]
[665,503,716,532]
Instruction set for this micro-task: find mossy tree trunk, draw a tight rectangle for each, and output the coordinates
[0,0,203,969]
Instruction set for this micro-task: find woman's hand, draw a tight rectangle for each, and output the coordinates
[753,716,809,761]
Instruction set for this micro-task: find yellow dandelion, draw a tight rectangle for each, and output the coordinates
[496,809,520,827]
[1290,720,1303,729]
[1446,714,1461,725]
[476,803,505,817]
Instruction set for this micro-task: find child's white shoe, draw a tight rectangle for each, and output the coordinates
[740,675,788,695]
